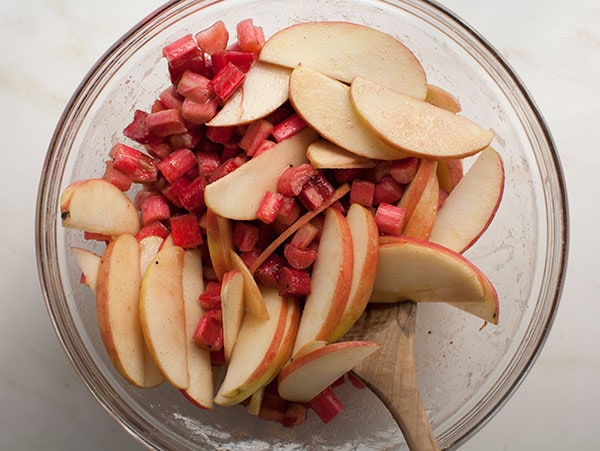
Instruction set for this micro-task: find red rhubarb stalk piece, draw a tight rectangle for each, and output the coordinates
[195,20,229,55]
[256,191,284,224]
[390,157,420,184]
[307,386,344,424]
[198,280,223,310]
[135,221,170,241]
[146,108,188,138]
[192,309,224,351]
[239,119,274,157]
[209,62,246,102]
[277,266,312,297]
[373,175,405,205]
[158,148,198,183]
[271,114,306,142]
[232,222,260,252]
[141,195,171,225]
[374,202,407,236]
[350,179,375,208]
[236,18,265,53]
[277,163,318,197]
[170,213,203,248]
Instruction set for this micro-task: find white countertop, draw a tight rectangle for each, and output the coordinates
[1,0,597,449]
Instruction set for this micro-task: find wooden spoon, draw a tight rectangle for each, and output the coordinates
[345,301,441,451]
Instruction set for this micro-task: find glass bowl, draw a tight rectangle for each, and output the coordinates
[36,0,568,449]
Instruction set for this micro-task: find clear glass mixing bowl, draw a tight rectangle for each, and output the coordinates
[36,0,568,449]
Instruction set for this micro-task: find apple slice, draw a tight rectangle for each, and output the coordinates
[401,170,440,240]
[350,76,494,159]
[259,21,427,99]
[398,159,438,221]
[138,235,164,276]
[278,341,380,403]
[425,84,461,113]
[229,250,269,319]
[329,204,379,342]
[204,127,318,220]
[207,61,291,126]
[72,247,101,293]
[140,246,189,389]
[429,147,505,253]
[307,140,376,169]
[220,269,245,362]
[371,237,493,304]
[180,249,214,409]
[60,179,140,236]
[289,66,408,161]
[292,208,353,356]
[292,339,327,361]
[95,234,146,387]
[214,288,290,406]
[437,158,464,193]
[205,209,233,280]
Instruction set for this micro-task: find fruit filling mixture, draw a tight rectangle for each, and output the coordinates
[60,18,504,429]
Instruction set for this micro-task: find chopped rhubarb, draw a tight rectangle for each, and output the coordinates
[132,154,160,184]
[134,189,160,209]
[181,96,219,124]
[158,148,198,183]
[124,109,155,144]
[275,196,301,226]
[307,386,344,424]
[232,222,260,252]
[350,179,375,207]
[205,125,235,144]
[290,222,320,249]
[211,50,256,74]
[220,141,242,161]
[198,280,223,310]
[298,173,336,210]
[176,70,212,98]
[159,86,184,111]
[141,195,171,225]
[135,221,170,241]
[370,160,392,182]
[210,348,226,366]
[178,176,207,213]
[195,20,229,55]
[390,157,419,184]
[161,175,192,208]
[236,18,265,53]
[209,62,246,102]
[102,161,132,192]
[254,254,285,288]
[333,167,366,184]
[374,202,407,236]
[162,34,200,68]
[282,402,308,428]
[170,213,203,248]
[109,143,141,174]
[277,266,311,297]
[373,175,405,205]
[192,309,224,351]
[347,372,367,389]
[284,243,318,269]
[145,142,172,160]
[258,391,288,424]
[277,163,318,197]
[254,139,277,157]
[207,155,245,183]
[146,108,188,138]
[239,119,274,156]
[256,191,284,224]
[271,114,306,142]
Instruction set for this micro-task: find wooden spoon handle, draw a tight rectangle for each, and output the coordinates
[351,302,440,451]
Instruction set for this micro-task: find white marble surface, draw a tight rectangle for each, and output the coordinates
[1,0,598,449]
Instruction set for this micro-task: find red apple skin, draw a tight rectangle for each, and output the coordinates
[398,159,438,222]
[402,171,439,240]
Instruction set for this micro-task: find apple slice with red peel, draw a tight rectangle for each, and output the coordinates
[140,245,189,389]
[425,84,461,113]
[437,158,464,193]
[72,247,101,293]
[220,269,245,362]
[204,127,318,220]
[180,249,213,409]
[214,288,290,406]
[430,147,505,253]
[278,341,380,403]
[95,234,146,387]
[259,21,427,99]
[207,61,291,126]
[350,76,494,159]
[292,208,353,356]
[289,66,409,161]
[398,159,438,221]
[446,271,499,325]
[229,250,269,319]
[307,140,376,169]
[402,170,440,240]
[138,235,164,276]
[205,209,233,280]
[329,204,379,342]
[60,179,141,236]
[292,340,327,361]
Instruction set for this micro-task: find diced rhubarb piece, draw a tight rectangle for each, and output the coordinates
[298,174,335,211]
[207,155,245,183]
[239,119,274,157]
[210,348,226,366]
[347,372,367,389]
[307,387,344,424]
[132,154,160,184]
[254,253,285,288]
[181,97,219,124]
[195,20,229,55]
[256,191,284,224]
[373,175,405,205]
[158,148,198,183]
[109,143,142,174]
[209,62,246,102]
[333,168,366,184]
[284,243,318,269]
[271,114,306,142]
[170,213,203,248]
[192,309,224,351]
[141,195,171,225]
[236,18,265,53]
[178,176,207,213]
[211,50,256,74]
[277,163,318,197]
[101,161,132,192]
[266,105,292,125]
[240,248,260,269]
[177,70,212,98]
[254,139,277,158]
[159,86,184,111]
[145,142,172,160]
[198,280,222,310]
[282,402,308,428]
[162,34,200,68]
[232,222,259,252]
[197,152,221,177]
[205,125,235,145]
[124,109,155,144]
[170,55,213,85]
[83,231,111,242]
[290,222,320,249]
[134,189,159,209]
[135,220,170,241]
[161,175,192,208]
[390,157,419,184]
[350,179,375,207]
[370,160,392,182]
[331,375,346,389]
[277,266,311,297]
[275,196,301,226]
[146,109,188,138]
[258,391,288,425]
[220,141,242,162]
[151,99,165,114]
[374,202,407,236]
